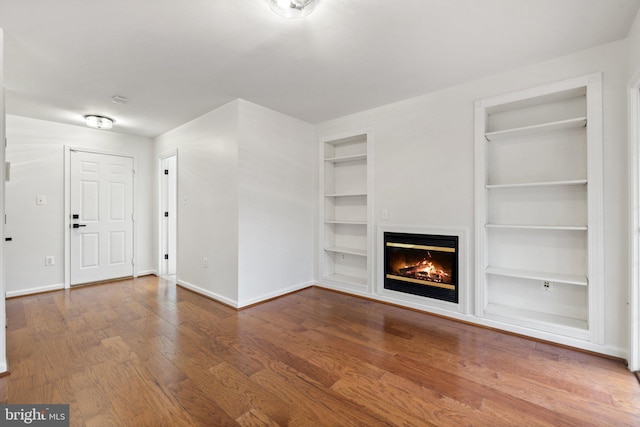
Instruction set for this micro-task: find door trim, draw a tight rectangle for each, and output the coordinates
[158,150,178,278]
[64,146,138,288]
[628,68,640,372]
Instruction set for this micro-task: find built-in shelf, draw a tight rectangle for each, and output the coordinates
[321,132,371,291]
[325,220,367,225]
[324,154,367,163]
[476,73,603,347]
[325,246,367,257]
[323,273,367,287]
[485,303,589,332]
[485,224,587,231]
[485,266,587,286]
[486,179,587,189]
[324,192,367,197]
[485,117,587,141]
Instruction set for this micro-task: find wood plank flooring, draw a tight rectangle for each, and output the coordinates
[1,276,639,426]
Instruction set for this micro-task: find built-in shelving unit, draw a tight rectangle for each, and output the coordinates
[324,220,368,225]
[475,74,603,345]
[320,132,372,291]
[485,266,587,287]
[324,154,367,163]
[484,117,587,141]
[485,179,587,189]
[324,192,368,197]
[485,224,588,231]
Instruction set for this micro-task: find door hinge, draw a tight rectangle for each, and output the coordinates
[164,211,169,217]
[164,169,169,175]
[164,254,169,260]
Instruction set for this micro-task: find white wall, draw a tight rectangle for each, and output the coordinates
[154,99,315,307]
[154,100,241,305]
[316,39,630,355]
[5,115,154,295]
[628,9,640,77]
[237,100,315,306]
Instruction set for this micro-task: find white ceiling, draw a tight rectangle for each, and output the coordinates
[0,0,639,138]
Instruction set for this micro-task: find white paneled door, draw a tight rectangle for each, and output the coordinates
[70,150,134,285]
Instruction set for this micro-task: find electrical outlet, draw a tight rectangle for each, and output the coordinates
[543,281,551,291]
[203,257,208,268]
[45,256,55,266]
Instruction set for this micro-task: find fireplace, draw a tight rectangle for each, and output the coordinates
[384,232,459,303]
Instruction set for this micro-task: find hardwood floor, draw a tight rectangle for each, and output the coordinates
[1,276,639,426]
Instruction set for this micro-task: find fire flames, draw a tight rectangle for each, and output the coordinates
[401,258,450,283]
[391,251,452,284]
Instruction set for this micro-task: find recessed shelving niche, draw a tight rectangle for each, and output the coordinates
[475,74,603,345]
[319,132,373,291]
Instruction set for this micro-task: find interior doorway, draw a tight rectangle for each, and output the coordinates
[159,153,177,278]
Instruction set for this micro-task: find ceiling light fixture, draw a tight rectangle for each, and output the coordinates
[85,115,114,130]
[267,0,318,18]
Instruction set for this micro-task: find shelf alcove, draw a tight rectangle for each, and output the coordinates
[474,73,604,345]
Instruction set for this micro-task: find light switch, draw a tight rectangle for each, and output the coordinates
[381,208,389,220]
[36,195,47,205]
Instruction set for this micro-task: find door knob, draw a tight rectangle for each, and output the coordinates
[72,224,87,228]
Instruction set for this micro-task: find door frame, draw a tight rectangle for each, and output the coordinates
[157,150,178,278]
[64,146,138,288]
[628,68,640,372]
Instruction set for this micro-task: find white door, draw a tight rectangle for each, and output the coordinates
[160,154,177,276]
[70,150,134,285]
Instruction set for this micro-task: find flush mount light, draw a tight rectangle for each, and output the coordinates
[84,115,114,130]
[267,0,318,18]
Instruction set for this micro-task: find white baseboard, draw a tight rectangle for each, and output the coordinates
[177,279,239,308]
[136,270,157,277]
[237,281,314,308]
[176,280,314,310]
[6,283,65,298]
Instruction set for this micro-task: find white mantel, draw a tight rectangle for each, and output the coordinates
[376,224,470,317]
